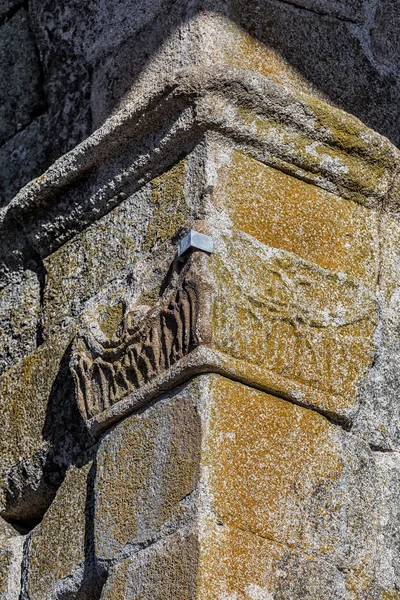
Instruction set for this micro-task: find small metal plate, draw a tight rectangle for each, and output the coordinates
[178,230,214,257]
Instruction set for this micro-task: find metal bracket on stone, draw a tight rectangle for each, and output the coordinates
[178,230,213,257]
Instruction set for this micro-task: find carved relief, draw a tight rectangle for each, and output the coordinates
[71,232,378,436]
[212,240,379,400]
[71,252,212,422]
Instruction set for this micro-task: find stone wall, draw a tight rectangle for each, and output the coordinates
[2,1,400,598]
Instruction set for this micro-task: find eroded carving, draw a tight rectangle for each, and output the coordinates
[71,253,212,422]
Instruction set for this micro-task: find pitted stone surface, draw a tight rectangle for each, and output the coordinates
[0,9,44,145]
[94,387,201,562]
[24,453,98,600]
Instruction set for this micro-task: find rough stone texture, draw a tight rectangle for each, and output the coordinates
[0,8,44,145]
[23,452,99,600]
[0,1,24,20]
[94,387,200,564]
[0,332,92,527]
[215,151,380,288]
[198,375,379,596]
[100,530,198,600]
[2,0,400,206]
[190,374,400,598]
[0,269,41,377]
[2,3,400,598]
[0,519,24,600]
[371,0,400,75]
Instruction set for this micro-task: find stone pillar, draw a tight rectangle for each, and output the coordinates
[1,2,400,599]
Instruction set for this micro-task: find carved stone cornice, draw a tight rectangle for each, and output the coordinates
[2,67,399,259]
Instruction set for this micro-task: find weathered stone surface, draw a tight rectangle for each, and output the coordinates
[214,151,380,288]
[2,3,400,596]
[24,453,99,600]
[225,0,400,145]
[211,228,378,419]
[72,221,378,433]
[101,531,198,600]
[197,524,350,599]
[371,0,400,75]
[197,374,392,597]
[0,270,41,377]
[0,332,91,525]
[0,519,24,600]
[0,9,44,145]
[41,156,191,339]
[0,115,56,209]
[352,214,400,450]
[0,0,24,20]
[94,386,200,563]
[2,0,400,208]
[6,68,396,258]
[374,453,400,591]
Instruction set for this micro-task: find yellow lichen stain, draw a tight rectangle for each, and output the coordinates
[98,301,124,338]
[305,93,395,170]
[197,376,381,598]
[0,331,74,473]
[381,591,400,600]
[209,232,377,407]
[137,283,162,308]
[231,104,393,205]
[0,547,12,595]
[98,416,156,548]
[203,376,344,554]
[217,151,379,288]
[101,561,130,600]
[143,158,190,251]
[344,558,375,600]
[95,398,200,556]
[197,522,278,599]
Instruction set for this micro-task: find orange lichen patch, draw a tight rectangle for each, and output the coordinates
[303,92,396,169]
[197,521,281,599]
[216,152,379,288]
[202,376,344,556]
[197,518,352,599]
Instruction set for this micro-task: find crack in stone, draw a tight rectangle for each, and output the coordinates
[271,0,359,24]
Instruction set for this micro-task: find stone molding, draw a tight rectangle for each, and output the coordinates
[2,67,399,259]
